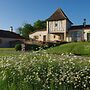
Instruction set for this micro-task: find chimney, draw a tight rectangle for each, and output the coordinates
[9,26,13,32]
[83,19,86,27]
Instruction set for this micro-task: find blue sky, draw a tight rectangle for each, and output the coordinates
[0,0,90,31]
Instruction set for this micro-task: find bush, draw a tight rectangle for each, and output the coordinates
[43,41,67,49]
[25,44,40,51]
[15,44,22,51]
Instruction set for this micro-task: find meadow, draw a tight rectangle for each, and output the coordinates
[0,42,90,90]
[0,50,90,90]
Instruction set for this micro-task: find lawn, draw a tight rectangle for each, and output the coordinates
[0,48,15,51]
[0,49,90,90]
[46,42,90,56]
[0,48,15,56]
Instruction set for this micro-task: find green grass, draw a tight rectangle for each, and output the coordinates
[0,48,15,51]
[0,48,18,56]
[0,48,25,57]
[46,42,90,56]
[0,51,89,89]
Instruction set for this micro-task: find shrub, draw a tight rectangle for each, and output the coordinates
[25,44,40,51]
[15,44,22,51]
[42,41,68,50]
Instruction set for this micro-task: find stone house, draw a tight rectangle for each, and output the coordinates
[0,28,25,48]
[29,8,90,42]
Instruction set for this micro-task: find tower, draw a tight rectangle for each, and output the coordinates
[46,8,73,42]
[83,19,86,27]
[9,26,13,32]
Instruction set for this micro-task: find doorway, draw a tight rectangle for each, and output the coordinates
[59,33,64,41]
[43,35,46,42]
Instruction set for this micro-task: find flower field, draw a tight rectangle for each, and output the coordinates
[0,51,90,90]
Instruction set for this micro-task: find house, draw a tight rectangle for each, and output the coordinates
[29,8,90,42]
[0,27,25,48]
[69,24,90,41]
[29,29,47,42]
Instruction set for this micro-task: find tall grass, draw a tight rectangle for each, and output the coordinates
[0,51,90,90]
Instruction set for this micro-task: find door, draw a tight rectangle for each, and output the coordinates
[59,33,64,41]
[43,35,46,42]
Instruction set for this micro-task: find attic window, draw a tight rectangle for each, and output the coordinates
[55,23,58,27]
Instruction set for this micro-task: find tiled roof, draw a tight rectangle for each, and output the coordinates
[46,8,72,23]
[0,30,24,39]
[69,25,90,30]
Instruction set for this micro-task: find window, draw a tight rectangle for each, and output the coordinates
[33,35,39,40]
[43,35,46,42]
[71,31,82,41]
[72,31,81,37]
[55,22,58,27]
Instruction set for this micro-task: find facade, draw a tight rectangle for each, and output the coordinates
[29,8,90,42]
[69,25,90,41]
[0,30,25,48]
[29,30,47,42]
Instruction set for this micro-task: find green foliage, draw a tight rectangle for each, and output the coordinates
[17,23,34,39]
[0,52,90,89]
[25,44,40,51]
[43,42,67,49]
[33,20,46,30]
[15,44,22,51]
[47,42,90,56]
[17,20,46,39]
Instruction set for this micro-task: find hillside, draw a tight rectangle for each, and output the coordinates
[46,42,90,56]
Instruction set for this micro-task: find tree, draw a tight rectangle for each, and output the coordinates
[33,20,46,30]
[17,20,46,39]
[17,23,34,39]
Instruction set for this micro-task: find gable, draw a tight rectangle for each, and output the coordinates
[46,8,72,24]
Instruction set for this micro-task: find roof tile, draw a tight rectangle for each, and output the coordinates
[69,25,90,30]
[0,30,24,39]
[46,8,72,24]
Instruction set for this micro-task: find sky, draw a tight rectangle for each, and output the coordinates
[0,0,90,32]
